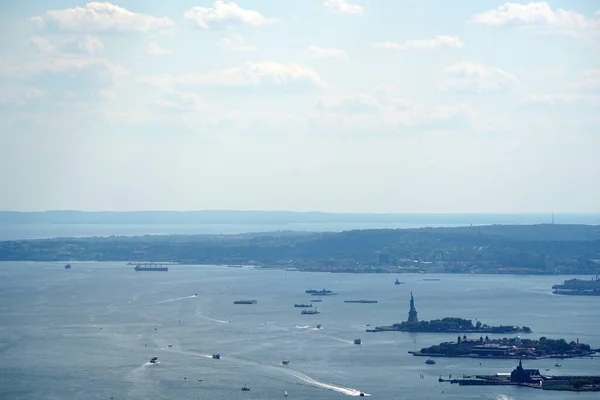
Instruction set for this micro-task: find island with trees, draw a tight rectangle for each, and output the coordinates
[412,335,594,359]
[371,317,532,334]
[367,293,532,334]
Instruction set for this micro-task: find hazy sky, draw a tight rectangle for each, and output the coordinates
[1,1,599,213]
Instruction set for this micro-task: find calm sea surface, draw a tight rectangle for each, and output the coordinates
[1,263,599,400]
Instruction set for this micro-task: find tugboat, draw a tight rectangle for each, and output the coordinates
[241,387,250,392]
[150,356,158,364]
[425,358,436,365]
[212,354,221,359]
[354,338,362,345]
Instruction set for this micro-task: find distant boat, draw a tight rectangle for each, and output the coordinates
[425,358,436,364]
[423,278,440,281]
[241,387,250,391]
[554,363,561,367]
[285,390,288,396]
[282,360,290,365]
[316,324,322,329]
[234,300,257,304]
[64,264,71,270]
[212,354,221,359]
[354,338,362,345]
[150,356,158,364]
[395,278,404,285]
[301,307,320,315]
[135,264,168,272]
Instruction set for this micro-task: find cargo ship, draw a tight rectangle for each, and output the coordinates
[553,276,600,296]
[134,263,168,272]
[234,300,257,304]
[306,289,337,296]
[344,300,378,304]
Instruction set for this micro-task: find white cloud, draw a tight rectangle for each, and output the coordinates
[31,2,175,33]
[374,36,465,50]
[147,42,171,56]
[64,36,104,54]
[153,91,204,112]
[470,2,600,39]
[308,46,348,59]
[442,61,519,92]
[521,94,600,105]
[0,57,128,101]
[28,36,55,53]
[314,95,476,133]
[0,56,127,80]
[0,85,44,106]
[216,35,256,51]
[323,0,362,14]
[317,93,385,114]
[184,1,273,29]
[138,61,325,89]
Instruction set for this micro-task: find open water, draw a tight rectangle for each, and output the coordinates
[1,262,599,399]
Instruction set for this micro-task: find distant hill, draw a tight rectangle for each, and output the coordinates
[2,224,600,275]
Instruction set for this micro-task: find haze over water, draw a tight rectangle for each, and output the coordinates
[1,262,599,399]
[2,212,600,240]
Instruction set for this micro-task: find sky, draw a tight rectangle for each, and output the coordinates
[0,0,599,213]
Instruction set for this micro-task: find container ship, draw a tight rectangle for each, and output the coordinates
[134,263,169,272]
[234,300,257,304]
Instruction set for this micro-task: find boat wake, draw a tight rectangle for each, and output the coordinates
[222,355,369,396]
[294,325,311,329]
[279,368,370,397]
[495,396,514,400]
[194,308,230,324]
[314,333,353,345]
[155,295,197,304]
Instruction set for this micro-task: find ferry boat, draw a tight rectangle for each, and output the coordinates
[354,338,362,345]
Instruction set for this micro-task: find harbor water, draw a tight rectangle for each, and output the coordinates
[1,262,599,399]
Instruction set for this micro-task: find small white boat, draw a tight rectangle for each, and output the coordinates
[284,390,288,396]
